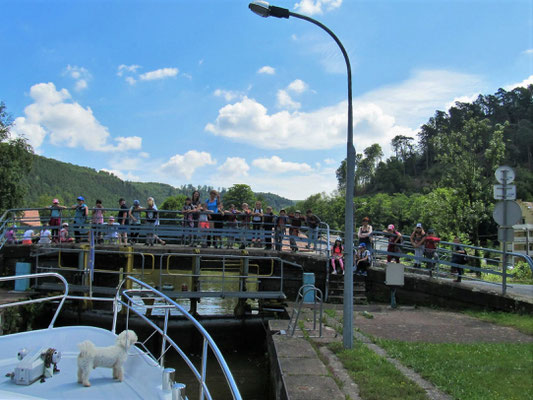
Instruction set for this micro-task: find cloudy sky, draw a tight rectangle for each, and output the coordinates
[2,0,532,199]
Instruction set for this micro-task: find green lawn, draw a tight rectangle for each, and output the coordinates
[376,340,533,400]
[463,310,533,335]
[328,341,428,400]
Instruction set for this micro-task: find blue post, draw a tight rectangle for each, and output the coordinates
[14,262,31,291]
[302,273,315,303]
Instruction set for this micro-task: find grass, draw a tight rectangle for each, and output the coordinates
[328,341,428,400]
[376,339,533,400]
[462,310,533,335]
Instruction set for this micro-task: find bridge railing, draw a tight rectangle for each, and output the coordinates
[0,207,330,255]
[327,228,532,295]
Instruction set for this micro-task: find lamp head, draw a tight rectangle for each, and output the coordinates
[249,1,290,19]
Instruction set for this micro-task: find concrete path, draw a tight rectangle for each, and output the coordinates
[269,302,532,400]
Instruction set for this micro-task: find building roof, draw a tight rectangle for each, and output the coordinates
[18,210,42,227]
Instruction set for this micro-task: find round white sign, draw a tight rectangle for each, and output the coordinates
[495,166,515,184]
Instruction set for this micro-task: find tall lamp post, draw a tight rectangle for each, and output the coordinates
[249,1,356,349]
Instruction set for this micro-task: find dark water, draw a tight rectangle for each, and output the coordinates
[164,321,271,400]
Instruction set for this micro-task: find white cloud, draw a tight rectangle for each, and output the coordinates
[11,82,141,153]
[503,74,533,91]
[64,65,91,91]
[217,157,250,177]
[206,69,483,155]
[117,64,141,77]
[125,77,137,85]
[522,49,533,55]
[324,158,336,165]
[287,79,308,94]
[139,67,178,81]
[258,66,276,75]
[160,150,215,180]
[214,89,243,102]
[100,168,140,182]
[115,136,143,151]
[252,156,312,173]
[294,0,343,15]
[276,89,301,110]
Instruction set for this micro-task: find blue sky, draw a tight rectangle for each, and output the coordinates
[2,0,532,199]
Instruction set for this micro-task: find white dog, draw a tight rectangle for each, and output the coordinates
[77,330,138,387]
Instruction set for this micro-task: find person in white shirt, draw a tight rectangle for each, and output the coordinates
[38,224,52,245]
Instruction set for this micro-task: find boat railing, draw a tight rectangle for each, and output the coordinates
[0,272,69,329]
[113,275,242,400]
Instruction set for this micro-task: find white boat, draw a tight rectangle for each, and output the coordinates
[0,273,242,400]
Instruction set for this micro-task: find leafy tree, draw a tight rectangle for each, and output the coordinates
[0,102,33,213]
[222,184,256,208]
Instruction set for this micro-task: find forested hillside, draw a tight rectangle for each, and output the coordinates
[20,156,294,210]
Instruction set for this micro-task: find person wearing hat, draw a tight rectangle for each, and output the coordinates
[410,223,426,269]
[60,222,73,243]
[355,242,371,276]
[386,224,402,263]
[71,196,88,243]
[104,216,120,244]
[49,198,67,243]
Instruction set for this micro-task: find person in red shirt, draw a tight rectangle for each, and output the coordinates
[386,224,402,263]
[424,228,441,275]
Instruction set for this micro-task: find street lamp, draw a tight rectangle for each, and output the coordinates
[249,1,356,349]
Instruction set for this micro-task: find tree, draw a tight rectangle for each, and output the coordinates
[435,118,505,246]
[222,184,255,208]
[0,102,33,213]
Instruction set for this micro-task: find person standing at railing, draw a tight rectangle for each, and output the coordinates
[224,204,238,249]
[49,199,67,243]
[451,236,467,282]
[117,198,129,245]
[289,210,304,252]
[274,209,288,251]
[410,223,426,269]
[386,224,402,263]
[263,206,275,250]
[91,199,105,244]
[144,197,165,246]
[239,203,252,249]
[182,197,195,245]
[206,190,222,248]
[128,200,142,244]
[305,210,321,251]
[251,201,263,248]
[357,217,373,250]
[424,229,441,276]
[71,196,88,243]
[197,204,211,247]
[191,190,202,244]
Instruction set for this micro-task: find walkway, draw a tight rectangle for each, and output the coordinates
[269,302,532,399]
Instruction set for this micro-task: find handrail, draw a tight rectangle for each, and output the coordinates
[287,284,323,337]
[113,276,242,400]
[0,272,69,328]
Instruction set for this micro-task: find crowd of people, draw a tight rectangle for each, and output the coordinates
[330,218,468,281]
[4,192,469,281]
[5,190,324,251]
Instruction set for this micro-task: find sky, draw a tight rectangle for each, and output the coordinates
[2,0,532,200]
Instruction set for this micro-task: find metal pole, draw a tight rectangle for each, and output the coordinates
[288,10,355,350]
[502,171,508,295]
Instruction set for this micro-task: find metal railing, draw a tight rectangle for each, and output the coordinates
[287,284,323,337]
[114,276,242,400]
[0,272,242,400]
[0,207,330,255]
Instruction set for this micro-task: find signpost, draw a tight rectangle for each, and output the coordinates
[492,166,521,295]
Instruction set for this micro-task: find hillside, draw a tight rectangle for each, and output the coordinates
[21,155,294,209]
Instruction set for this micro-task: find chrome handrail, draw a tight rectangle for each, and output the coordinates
[113,276,242,400]
[0,272,69,328]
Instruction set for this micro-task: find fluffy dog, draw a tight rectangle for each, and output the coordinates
[77,330,138,387]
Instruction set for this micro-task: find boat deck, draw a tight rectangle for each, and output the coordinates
[0,326,169,400]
